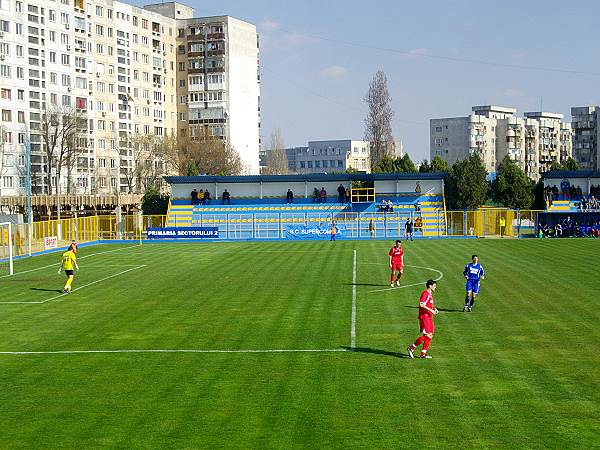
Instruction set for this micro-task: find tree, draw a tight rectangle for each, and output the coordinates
[563,157,579,171]
[262,129,288,175]
[490,155,533,209]
[0,125,9,196]
[445,154,488,209]
[122,134,165,194]
[141,187,170,215]
[39,106,86,222]
[364,70,394,169]
[430,155,450,172]
[396,154,417,173]
[162,133,243,176]
[419,160,430,173]
[372,156,395,173]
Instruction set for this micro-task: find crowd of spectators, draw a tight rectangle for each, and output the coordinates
[545,184,600,210]
[539,215,600,238]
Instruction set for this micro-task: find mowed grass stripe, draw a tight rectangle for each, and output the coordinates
[0,240,599,448]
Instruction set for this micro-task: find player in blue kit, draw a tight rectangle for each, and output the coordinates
[463,255,485,312]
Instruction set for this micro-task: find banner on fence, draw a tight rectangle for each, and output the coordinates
[44,236,58,249]
[285,224,347,239]
[147,227,219,239]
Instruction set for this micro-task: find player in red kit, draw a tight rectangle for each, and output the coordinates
[407,279,438,359]
[388,240,404,287]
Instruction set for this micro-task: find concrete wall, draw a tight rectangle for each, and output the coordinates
[375,179,443,195]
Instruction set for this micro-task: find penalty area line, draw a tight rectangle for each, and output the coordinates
[0,244,143,279]
[0,264,147,305]
[351,249,357,350]
[0,348,349,356]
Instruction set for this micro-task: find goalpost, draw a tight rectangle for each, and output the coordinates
[0,222,14,276]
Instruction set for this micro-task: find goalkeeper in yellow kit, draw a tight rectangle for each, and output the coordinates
[58,247,79,294]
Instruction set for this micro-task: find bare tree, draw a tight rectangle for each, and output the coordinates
[262,129,288,175]
[121,133,160,194]
[162,133,243,176]
[39,106,86,220]
[0,125,9,197]
[364,70,394,169]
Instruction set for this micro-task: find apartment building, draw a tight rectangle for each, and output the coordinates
[571,106,600,170]
[145,3,260,174]
[430,106,573,180]
[280,140,371,174]
[0,0,260,197]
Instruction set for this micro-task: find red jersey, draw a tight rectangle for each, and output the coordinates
[418,289,435,318]
[389,246,404,263]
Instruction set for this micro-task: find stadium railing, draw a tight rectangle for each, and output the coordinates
[3,210,545,257]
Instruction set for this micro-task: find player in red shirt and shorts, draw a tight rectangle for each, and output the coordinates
[388,240,404,287]
[407,279,438,359]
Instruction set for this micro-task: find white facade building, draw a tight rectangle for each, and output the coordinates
[0,0,260,197]
[288,140,371,174]
[430,105,573,180]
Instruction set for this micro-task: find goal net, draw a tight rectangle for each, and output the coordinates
[0,222,14,276]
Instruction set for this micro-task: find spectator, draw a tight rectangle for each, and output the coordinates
[286,189,294,204]
[414,216,423,232]
[405,218,414,241]
[590,195,598,210]
[499,216,506,238]
[563,216,573,237]
[330,222,336,241]
[222,189,231,205]
[576,185,583,200]
[191,189,199,205]
[388,200,394,212]
[345,187,351,203]
[414,201,421,213]
[319,187,327,203]
[369,219,375,239]
[198,189,204,205]
[337,184,346,203]
[555,223,563,237]
[203,190,211,205]
[415,182,422,193]
[312,187,319,203]
[552,185,559,201]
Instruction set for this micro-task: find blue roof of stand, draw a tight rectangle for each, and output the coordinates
[164,172,448,185]
[543,170,600,179]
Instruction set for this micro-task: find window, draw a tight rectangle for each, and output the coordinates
[61,54,70,65]
[95,24,103,36]
[96,43,103,54]
[0,64,10,77]
[49,9,56,22]
[95,5,102,16]
[17,111,24,123]
[1,88,10,100]
[179,79,185,87]
[2,176,13,188]
[1,109,11,122]
[110,159,116,168]
[17,90,24,100]
[178,62,185,71]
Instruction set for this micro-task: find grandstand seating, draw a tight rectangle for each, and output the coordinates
[165,192,447,238]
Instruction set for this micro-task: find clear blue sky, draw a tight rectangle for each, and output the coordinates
[133,0,600,162]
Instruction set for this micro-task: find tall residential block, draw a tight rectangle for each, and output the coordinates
[571,106,600,170]
[430,105,573,180]
[0,0,260,197]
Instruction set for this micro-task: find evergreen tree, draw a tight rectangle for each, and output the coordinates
[430,155,450,172]
[563,157,580,171]
[418,160,430,173]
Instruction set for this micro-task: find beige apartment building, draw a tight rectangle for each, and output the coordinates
[0,0,259,196]
[430,106,573,180]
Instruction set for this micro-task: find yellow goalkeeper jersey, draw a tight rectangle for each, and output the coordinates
[61,251,77,271]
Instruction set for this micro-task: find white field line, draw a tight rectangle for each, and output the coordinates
[0,264,146,305]
[0,348,349,356]
[0,244,142,279]
[366,264,444,294]
[351,249,357,349]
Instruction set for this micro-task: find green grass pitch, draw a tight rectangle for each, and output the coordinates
[0,239,599,449]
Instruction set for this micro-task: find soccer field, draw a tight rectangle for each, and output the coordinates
[0,239,599,449]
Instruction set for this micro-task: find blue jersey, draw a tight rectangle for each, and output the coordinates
[464,263,485,281]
